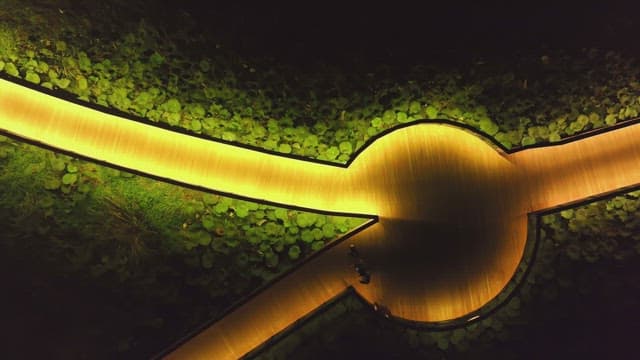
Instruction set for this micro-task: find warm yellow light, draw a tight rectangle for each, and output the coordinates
[2,77,640,359]
[0,78,372,216]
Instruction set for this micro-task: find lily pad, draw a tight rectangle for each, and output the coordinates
[44,177,61,190]
[325,146,340,160]
[274,208,289,222]
[163,98,182,113]
[25,71,40,84]
[278,143,292,153]
[311,228,323,241]
[338,141,353,155]
[4,62,19,77]
[202,193,218,205]
[560,209,574,219]
[234,202,250,218]
[196,231,212,246]
[62,173,78,185]
[296,212,317,228]
[425,106,439,119]
[301,229,314,243]
[191,120,202,131]
[213,201,229,214]
[479,117,500,136]
[201,214,215,231]
[288,245,301,260]
[409,101,422,115]
[53,78,71,89]
[396,111,409,123]
[322,223,336,238]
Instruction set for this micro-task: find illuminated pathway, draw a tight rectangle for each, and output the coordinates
[1,78,640,359]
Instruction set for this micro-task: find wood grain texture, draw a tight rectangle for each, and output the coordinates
[169,226,379,360]
[0,79,357,214]
[512,125,640,212]
[1,78,639,359]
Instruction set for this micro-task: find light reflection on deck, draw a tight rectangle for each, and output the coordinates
[1,78,639,359]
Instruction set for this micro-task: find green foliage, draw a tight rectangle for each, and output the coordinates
[234,201,249,218]
[77,51,91,71]
[25,70,40,84]
[311,240,324,251]
[382,109,396,123]
[322,223,335,238]
[201,214,215,231]
[43,177,61,190]
[4,61,18,77]
[325,146,340,160]
[303,134,319,148]
[300,229,314,243]
[478,117,499,136]
[190,119,202,131]
[222,131,236,141]
[278,143,292,154]
[408,101,422,115]
[3,4,640,357]
[264,251,279,268]
[53,78,71,89]
[2,7,637,165]
[274,208,289,222]
[560,209,574,219]
[61,173,77,185]
[396,111,409,123]
[296,212,317,228]
[162,98,182,113]
[339,141,353,155]
[195,231,212,246]
[288,245,301,260]
[521,135,535,146]
[66,164,78,173]
[202,193,218,205]
[425,105,438,119]
[213,199,229,214]
[75,75,88,90]
[149,52,165,66]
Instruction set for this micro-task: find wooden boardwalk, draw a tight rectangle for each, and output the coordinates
[1,78,640,359]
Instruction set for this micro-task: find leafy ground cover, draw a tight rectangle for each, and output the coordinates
[252,190,640,359]
[2,2,640,160]
[0,135,365,358]
[1,0,640,358]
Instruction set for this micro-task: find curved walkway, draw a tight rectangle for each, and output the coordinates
[1,77,640,359]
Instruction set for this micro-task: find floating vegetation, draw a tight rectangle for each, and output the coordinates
[1,0,639,358]
[255,191,640,359]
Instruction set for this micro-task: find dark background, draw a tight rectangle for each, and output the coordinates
[156,1,639,65]
[5,1,640,358]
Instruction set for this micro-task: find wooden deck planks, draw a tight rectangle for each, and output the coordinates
[1,78,639,359]
[512,124,640,212]
[166,226,376,359]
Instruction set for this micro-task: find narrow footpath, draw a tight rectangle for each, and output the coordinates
[1,78,639,359]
